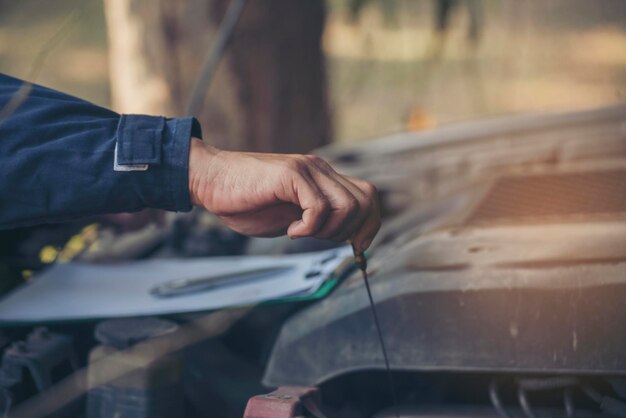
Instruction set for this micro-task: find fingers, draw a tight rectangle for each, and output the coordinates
[307,159,370,242]
[308,172,360,241]
[285,155,381,250]
[283,161,330,239]
[347,177,381,253]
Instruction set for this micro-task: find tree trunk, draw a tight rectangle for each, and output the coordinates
[104,0,331,153]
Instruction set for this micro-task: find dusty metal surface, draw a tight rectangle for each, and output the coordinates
[264,261,626,387]
[263,105,626,388]
[321,104,626,218]
[467,169,626,224]
[372,405,609,418]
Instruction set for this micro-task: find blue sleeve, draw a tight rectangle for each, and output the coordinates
[0,73,202,229]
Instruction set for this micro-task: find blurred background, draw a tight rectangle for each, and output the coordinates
[1,0,625,147]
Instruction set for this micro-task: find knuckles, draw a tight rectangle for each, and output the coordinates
[282,158,306,173]
[362,181,378,198]
[277,153,380,240]
[282,154,321,174]
[312,197,330,214]
[343,197,359,216]
[281,154,339,178]
[303,154,323,164]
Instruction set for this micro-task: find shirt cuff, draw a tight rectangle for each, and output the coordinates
[115,114,202,213]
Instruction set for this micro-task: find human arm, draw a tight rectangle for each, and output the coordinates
[187,139,380,252]
[0,73,198,229]
[0,74,379,251]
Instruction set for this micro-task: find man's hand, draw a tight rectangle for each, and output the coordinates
[188,138,380,252]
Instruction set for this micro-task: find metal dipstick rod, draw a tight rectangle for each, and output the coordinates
[351,243,400,418]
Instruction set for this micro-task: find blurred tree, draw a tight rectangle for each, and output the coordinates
[104,0,332,153]
[348,0,398,25]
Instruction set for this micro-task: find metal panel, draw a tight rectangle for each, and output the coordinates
[468,169,626,224]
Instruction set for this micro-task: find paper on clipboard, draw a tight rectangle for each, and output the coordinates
[0,246,353,324]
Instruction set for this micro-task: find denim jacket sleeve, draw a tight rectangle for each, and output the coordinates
[0,73,202,229]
